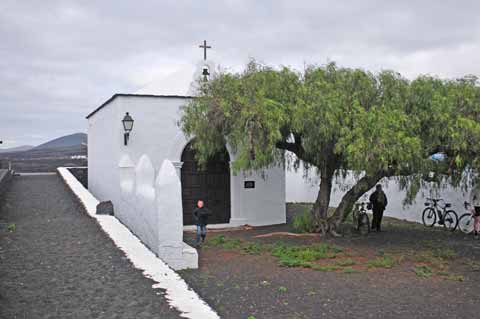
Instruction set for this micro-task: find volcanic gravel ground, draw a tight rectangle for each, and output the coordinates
[181,204,480,319]
[0,175,182,319]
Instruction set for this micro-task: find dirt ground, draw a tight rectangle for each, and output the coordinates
[181,204,480,319]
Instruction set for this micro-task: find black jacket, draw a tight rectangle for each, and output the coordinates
[369,190,388,210]
[193,207,212,226]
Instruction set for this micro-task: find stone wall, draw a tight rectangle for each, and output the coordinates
[68,167,88,188]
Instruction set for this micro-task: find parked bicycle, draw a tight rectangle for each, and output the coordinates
[458,202,476,234]
[422,198,458,231]
[352,202,370,235]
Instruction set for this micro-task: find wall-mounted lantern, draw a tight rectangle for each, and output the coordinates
[122,112,134,145]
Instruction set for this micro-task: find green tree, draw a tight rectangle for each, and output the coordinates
[180,61,480,235]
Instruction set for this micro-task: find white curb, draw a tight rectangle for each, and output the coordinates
[57,167,219,319]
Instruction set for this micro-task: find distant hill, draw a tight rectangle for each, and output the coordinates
[0,133,88,172]
[0,145,34,153]
[33,133,87,151]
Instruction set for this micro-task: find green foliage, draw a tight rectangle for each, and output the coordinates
[292,209,316,233]
[435,270,464,281]
[412,249,455,266]
[343,267,360,274]
[330,245,344,254]
[181,60,480,222]
[311,264,340,272]
[444,274,464,282]
[414,265,433,278]
[432,248,457,260]
[277,286,288,293]
[334,259,356,267]
[272,243,340,268]
[208,235,227,245]
[367,256,395,269]
[208,235,242,249]
[243,242,264,255]
[7,223,16,233]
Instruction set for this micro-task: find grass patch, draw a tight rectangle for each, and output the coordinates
[330,245,344,254]
[334,259,356,267]
[272,243,340,268]
[7,223,16,233]
[243,242,264,255]
[410,248,456,270]
[278,286,288,293]
[444,275,465,282]
[343,267,360,274]
[435,271,465,281]
[463,260,480,270]
[292,209,316,233]
[311,264,340,272]
[432,248,457,260]
[414,265,433,278]
[367,256,395,269]
[412,251,440,264]
[208,235,242,249]
[278,258,312,268]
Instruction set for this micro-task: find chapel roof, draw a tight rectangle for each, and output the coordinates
[85,93,193,119]
[86,59,214,119]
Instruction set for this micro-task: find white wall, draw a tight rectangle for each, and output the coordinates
[286,162,470,223]
[88,96,190,257]
[88,98,121,203]
[230,165,286,226]
[88,95,287,234]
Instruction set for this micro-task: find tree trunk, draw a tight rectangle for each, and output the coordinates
[311,161,336,234]
[328,171,387,230]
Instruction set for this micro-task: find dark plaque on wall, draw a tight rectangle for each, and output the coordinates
[244,181,255,189]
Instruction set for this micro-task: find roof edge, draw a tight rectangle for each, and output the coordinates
[86,93,194,119]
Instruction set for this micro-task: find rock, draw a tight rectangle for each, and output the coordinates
[96,201,114,215]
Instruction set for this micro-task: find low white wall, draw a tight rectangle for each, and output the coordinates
[57,167,218,319]
[116,155,198,270]
[286,166,470,223]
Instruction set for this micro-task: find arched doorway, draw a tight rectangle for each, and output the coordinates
[180,142,231,225]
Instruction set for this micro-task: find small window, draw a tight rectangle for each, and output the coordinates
[244,181,255,189]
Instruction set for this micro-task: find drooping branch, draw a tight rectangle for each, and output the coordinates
[275,133,306,159]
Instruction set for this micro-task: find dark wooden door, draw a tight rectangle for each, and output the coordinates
[181,143,231,225]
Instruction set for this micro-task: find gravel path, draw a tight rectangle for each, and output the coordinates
[0,175,182,319]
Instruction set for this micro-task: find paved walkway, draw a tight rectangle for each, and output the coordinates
[0,175,182,319]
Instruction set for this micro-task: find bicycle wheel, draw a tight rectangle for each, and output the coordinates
[358,213,370,235]
[422,207,436,227]
[443,210,458,231]
[458,213,474,234]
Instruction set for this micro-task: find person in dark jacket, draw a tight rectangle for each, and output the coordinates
[369,184,388,232]
[193,200,211,245]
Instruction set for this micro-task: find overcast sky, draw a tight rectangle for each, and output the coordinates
[1,0,479,148]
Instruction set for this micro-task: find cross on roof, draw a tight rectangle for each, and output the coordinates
[199,40,211,60]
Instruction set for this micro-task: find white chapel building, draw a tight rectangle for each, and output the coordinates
[86,54,286,269]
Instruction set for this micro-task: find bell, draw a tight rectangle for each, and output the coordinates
[202,66,210,81]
